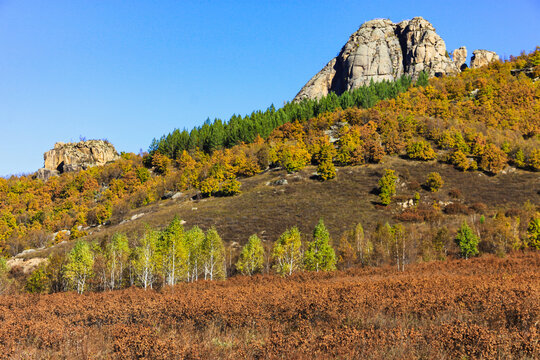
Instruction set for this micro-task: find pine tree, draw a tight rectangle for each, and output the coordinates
[455,222,479,259]
[272,227,303,276]
[236,234,265,275]
[64,240,94,294]
[304,219,336,272]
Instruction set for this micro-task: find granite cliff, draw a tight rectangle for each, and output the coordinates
[294,17,499,101]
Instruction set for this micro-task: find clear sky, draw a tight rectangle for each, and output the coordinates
[1,0,539,176]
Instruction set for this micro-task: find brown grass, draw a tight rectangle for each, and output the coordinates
[0,252,538,359]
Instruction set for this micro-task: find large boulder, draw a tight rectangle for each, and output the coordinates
[294,17,459,101]
[36,140,120,180]
[452,47,468,70]
[470,50,500,69]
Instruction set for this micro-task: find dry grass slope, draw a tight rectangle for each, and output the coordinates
[73,157,539,250]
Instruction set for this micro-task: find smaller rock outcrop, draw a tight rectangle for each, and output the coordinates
[36,140,120,180]
[452,47,468,70]
[470,50,500,69]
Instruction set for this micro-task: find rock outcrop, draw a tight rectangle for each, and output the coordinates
[398,17,458,79]
[294,17,459,101]
[452,46,468,71]
[36,140,120,180]
[470,50,500,69]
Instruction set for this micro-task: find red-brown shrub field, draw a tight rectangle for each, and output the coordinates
[0,252,538,359]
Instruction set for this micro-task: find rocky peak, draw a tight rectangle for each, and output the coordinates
[294,17,475,101]
[328,18,404,95]
[36,140,120,181]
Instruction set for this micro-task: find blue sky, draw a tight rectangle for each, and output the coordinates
[1,0,539,176]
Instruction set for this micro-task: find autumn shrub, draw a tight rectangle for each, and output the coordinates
[448,188,462,199]
[425,172,444,192]
[527,217,540,249]
[25,266,49,293]
[151,153,172,175]
[378,169,398,205]
[406,140,437,160]
[529,148,540,171]
[444,203,471,215]
[396,210,425,222]
[317,160,336,180]
[479,143,507,174]
[449,150,471,171]
[270,141,311,173]
[199,176,221,197]
[219,178,241,196]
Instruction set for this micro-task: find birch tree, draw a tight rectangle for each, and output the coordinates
[391,224,407,271]
[272,227,302,276]
[236,234,264,275]
[184,226,204,282]
[201,227,225,280]
[353,223,372,265]
[158,217,188,286]
[64,240,94,294]
[132,228,159,289]
[105,232,130,290]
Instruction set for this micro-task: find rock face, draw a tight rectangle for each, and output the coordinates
[36,140,120,180]
[452,46,468,71]
[470,50,500,69]
[398,17,458,79]
[294,17,459,101]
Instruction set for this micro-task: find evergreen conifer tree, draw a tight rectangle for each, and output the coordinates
[455,222,479,259]
[304,219,336,272]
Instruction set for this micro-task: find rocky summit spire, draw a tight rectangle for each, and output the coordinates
[294,17,489,102]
